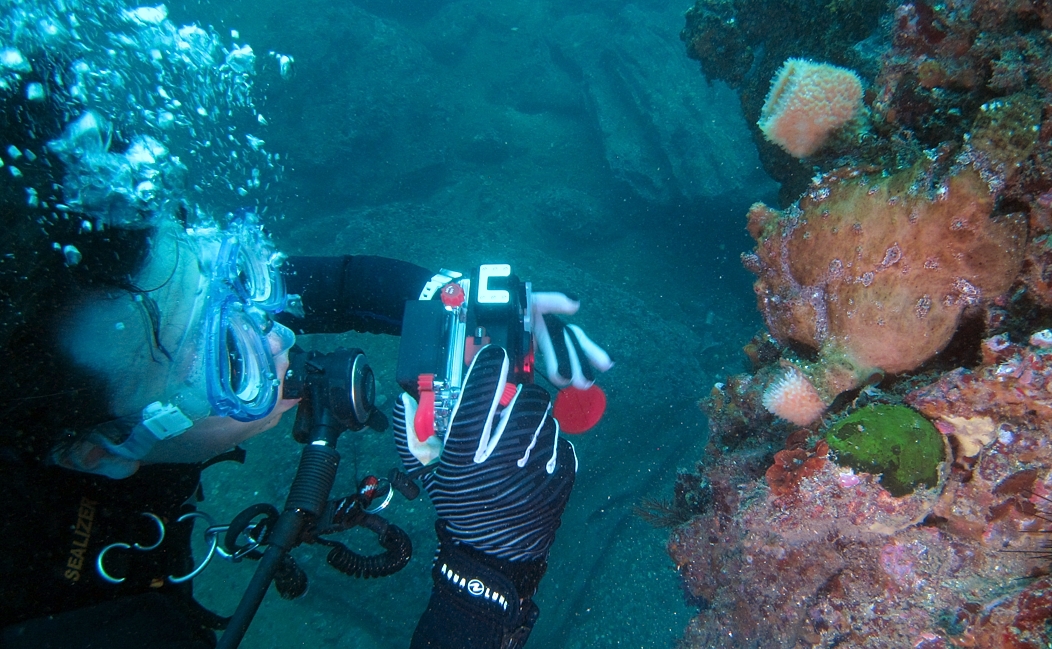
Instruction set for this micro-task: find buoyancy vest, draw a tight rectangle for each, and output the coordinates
[0,453,205,627]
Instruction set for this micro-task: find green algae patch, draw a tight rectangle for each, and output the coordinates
[825,404,944,497]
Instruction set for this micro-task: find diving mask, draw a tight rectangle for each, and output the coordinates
[202,219,296,421]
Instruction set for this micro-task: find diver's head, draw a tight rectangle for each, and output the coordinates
[48,216,299,478]
[1,2,289,478]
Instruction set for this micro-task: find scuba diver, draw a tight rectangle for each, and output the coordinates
[1,202,610,649]
[0,3,612,648]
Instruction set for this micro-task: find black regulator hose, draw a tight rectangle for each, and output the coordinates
[323,513,412,578]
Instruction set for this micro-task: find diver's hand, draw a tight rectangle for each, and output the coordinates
[394,344,576,561]
[531,292,613,389]
[398,345,576,648]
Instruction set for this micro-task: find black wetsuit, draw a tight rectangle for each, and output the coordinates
[0,255,465,648]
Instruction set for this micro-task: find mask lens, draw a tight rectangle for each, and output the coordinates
[235,246,270,305]
[206,298,277,421]
[225,327,264,402]
[229,222,285,312]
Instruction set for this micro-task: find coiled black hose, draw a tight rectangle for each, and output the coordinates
[324,514,412,578]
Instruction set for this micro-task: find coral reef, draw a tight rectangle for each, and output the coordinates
[758,59,864,159]
[682,0,1052,202]
[673,0,1052,645]
[678,332,1052,648]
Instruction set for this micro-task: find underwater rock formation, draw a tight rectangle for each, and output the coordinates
[551,5,760,204]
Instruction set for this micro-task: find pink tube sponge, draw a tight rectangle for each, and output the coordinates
[758,58,863,158]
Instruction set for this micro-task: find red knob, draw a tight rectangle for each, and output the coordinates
[440,282,465,308]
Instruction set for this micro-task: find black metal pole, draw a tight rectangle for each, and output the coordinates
[216,409,342,649]
[216,510,307,648]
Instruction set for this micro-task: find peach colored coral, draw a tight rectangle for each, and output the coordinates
[758,58,863,158]
[762,367,828,426]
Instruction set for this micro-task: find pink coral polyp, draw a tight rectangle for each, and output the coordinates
[759,58,863,158]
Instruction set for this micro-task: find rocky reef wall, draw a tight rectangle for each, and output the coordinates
[671,0,1052,646]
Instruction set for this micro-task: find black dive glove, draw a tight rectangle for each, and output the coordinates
[394,345,577,648]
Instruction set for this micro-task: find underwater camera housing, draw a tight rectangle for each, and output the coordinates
[396,264,533,441]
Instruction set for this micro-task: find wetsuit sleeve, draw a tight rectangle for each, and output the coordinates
[278,256,433,335]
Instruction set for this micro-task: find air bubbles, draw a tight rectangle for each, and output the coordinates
[226,45,255,74]
[135,180,157,202]
[0,49,31,73]
[26,82,45,101]
[122,5,168,26]
[11,0,281,229]
[62,244,82,266]
[270,52,294,80]
[37,16,64,39]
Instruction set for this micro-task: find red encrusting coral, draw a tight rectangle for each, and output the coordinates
[765,434,828,498]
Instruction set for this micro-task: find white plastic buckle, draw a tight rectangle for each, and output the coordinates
[419,269,463,301]
[141,402,193,440]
